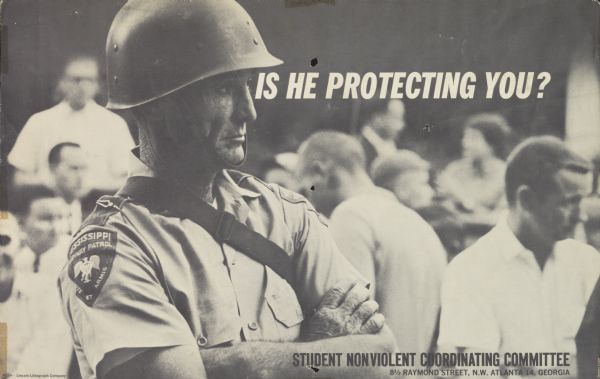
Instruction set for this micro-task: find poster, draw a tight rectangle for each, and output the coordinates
[1,0,600,378]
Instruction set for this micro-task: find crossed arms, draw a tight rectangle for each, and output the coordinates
[106,279,396,379]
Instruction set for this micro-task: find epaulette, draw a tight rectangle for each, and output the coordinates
[227,169,279,195]
[226,170,328,226]
[78,195,128,230]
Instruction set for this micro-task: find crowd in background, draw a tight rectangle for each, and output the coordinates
[2,55,600,378]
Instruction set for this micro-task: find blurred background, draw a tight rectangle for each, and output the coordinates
[1,3,600,376]
[2,0,599,171]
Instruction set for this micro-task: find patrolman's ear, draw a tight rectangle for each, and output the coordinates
[516,185,538,211]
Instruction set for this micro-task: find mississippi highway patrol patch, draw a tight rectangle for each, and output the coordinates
[68,228,117,306]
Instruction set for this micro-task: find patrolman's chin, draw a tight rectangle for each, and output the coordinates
[221,145,247,167]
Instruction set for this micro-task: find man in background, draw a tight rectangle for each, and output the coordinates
[8,185,73,376]
[438,136,600,378]
[371,150,466,258]
[358,99,406,170]
[297,131,447,354]
[8,55,134,192]
[48,142,89,235]
[258,152,301,193]
[371,150,435,210]
[0,212,21,301]
[0,212,33,374]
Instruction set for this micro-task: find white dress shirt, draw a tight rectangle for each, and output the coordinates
[438,216,600,355]
[8,101,134,191]
[9,239,73,376]
[329,187,447,354]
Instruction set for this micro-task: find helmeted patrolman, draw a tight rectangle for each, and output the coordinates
[58,1,396,378]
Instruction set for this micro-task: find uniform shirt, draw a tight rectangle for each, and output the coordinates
[58,153,366,379]
[9,240,73,376]
[438,216,600,356]
[329,187,447,353]
[8,101,134,191]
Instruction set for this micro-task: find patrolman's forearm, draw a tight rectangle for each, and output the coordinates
[200,327,396,379]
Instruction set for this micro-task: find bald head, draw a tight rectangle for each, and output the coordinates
[371,150,434,209]
[371,150,430,190]
[297,131,366,176]
[297,131,371,216]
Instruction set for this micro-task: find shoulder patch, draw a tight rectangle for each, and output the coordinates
[68,227,117,306]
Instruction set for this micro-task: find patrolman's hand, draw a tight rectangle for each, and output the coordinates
[303,279,385,341]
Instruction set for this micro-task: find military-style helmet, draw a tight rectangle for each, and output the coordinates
[106,0,282,110]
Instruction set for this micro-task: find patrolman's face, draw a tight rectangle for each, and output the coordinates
[173,70,257,167]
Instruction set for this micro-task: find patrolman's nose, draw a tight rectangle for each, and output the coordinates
[236,85,257,124]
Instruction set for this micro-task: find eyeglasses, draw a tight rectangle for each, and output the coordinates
[66,76,98,84]
[0,234,12,246]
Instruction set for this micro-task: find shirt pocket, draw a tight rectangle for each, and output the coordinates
[264,268,304,340]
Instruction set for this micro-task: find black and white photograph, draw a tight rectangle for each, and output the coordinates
[1,1,600,378]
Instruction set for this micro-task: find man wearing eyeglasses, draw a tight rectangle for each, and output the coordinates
[8,56,134,192]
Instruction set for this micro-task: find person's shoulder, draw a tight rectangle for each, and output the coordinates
[446,229,498,274]
[59,194,151,305]
[76,195,129,231]
[445,157,467,169]
[228,169,305,204]
[23,103,64,127]
[331,195,369,217]
[557,239,600,263]
[439,158,467,178]
[228,169,327,224]
[88,102,127,124]
[328,199,370,230]
[490,157,506,168]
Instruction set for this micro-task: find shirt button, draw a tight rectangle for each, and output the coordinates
[248,322,258,331]
[197,336,208,347]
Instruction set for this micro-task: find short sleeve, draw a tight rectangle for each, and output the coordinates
[58,221,196,376]
[8,115,41,173]
[274,186,368,312]
[437,260,501,351]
